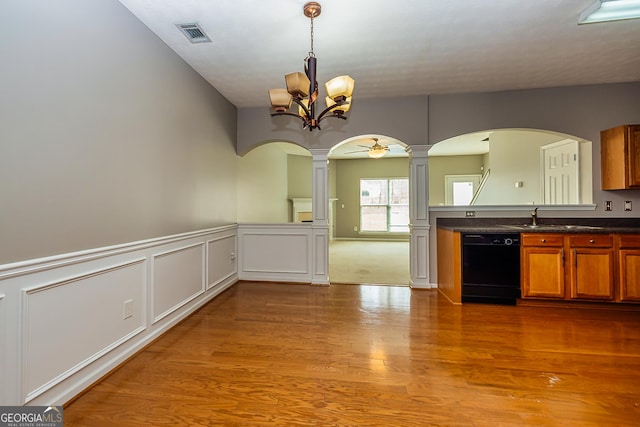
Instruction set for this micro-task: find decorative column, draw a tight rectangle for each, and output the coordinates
[408,145,432,288]
[310,149,330,285]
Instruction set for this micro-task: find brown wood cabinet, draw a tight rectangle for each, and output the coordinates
[436,227,462,304]
[568,235,614,300]
[618,235,640,301]
[437,227,640,305]
[601,124,640,190]
[522,233,616,302]
[521,234,565,298]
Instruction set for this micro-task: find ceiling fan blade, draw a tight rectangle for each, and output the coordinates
[344,149,369,154]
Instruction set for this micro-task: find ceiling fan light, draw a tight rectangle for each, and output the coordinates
[325,75,355,99]
[269,88,292,112]
[285,72,311,98]
[368,146,387,159]
[325,96,352,113]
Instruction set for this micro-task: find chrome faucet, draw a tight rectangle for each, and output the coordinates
[531,207,538,226]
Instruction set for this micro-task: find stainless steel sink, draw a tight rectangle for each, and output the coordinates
[555,225,603,230]
[501,224,603,230]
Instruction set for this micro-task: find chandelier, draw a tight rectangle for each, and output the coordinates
[268,2,355,131]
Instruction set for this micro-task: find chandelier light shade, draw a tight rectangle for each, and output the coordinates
[268,2,355,131]
[285,72,311,98]
[268,89,292,113]
[325,75,355,99]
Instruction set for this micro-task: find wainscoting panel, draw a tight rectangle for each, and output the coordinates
[207,233,237,289]
[410,225,432,289]
[22,260,146,402]
[152,243,205,323]
[0,293,5,405]
[238,224,312,282]
[0,226,238,406]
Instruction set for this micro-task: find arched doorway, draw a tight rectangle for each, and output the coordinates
[236,139,431,288]
[327,135,411,285]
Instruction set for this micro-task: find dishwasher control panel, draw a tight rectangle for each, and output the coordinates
[463,233,520,246]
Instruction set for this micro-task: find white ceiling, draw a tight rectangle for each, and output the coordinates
[117,0,640,110]
[117,1,639,158]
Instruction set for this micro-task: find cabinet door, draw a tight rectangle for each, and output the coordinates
[522,247,565,298]
[600,124,640,189]
[628,125,640,187]
[619,249,640,301]
[569,248,615,300]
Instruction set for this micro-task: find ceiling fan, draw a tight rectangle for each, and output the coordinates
[345,138,390,159]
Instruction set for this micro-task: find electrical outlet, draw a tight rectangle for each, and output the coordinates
[123,299,133,319]
[625,201,632,211]
[353,226,358,232]
[605,201,612,211]
[466,211,475,217]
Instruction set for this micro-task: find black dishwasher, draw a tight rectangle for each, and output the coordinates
[461,232,521,305]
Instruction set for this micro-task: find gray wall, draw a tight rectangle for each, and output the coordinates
[333,158,410,239]
[428,83,640,215]
[239,82,640,216]
[237,96,429,154]
[0,0,238,264]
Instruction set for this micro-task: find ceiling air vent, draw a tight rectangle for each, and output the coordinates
[176,23,211,44]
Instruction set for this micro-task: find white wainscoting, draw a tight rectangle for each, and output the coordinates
[207,232,237,290]
[410,224,433,289]
[22,259,147,403]
[152,243,205,324]
[0,225,238,406]
[238,223,315,283]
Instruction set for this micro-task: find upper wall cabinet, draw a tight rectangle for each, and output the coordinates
[601,124,640,190]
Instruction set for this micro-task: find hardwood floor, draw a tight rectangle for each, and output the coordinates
[64,282,640,426]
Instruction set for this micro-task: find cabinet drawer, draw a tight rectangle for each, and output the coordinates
[569,234,613,248]
[618,234,640,249]
[522,234,563,247]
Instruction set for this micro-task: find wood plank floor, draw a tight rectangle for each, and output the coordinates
[64,281,640,426]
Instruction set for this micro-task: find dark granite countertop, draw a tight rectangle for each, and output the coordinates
[437,217,640,234]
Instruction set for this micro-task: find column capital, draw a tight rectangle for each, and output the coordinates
[309,148,330,161]
[406,144,431,158]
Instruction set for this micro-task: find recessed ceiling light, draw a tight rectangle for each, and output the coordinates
[578,0,640,24]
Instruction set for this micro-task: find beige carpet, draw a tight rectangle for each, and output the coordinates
[329,240,410,286]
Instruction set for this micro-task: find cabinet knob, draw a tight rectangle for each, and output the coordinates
[541,239,546,243]
[590,239,595,244]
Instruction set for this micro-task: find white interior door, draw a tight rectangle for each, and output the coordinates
[444,174,482,206]
[541,140,579,204]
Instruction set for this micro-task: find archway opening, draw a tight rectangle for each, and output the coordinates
[327,135,411,286]
[428,128,593,206]
[237,141,311,223]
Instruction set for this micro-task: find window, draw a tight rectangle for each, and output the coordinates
[360,178,409,232]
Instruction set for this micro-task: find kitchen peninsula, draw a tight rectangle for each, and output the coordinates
[437,217,640,306]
